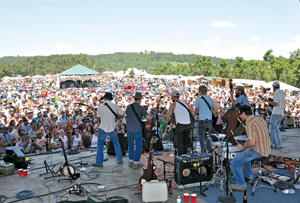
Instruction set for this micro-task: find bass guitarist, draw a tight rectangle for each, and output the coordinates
[125,92,151,169]
[164,91,193,156]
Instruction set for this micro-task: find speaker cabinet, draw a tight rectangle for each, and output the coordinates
[174,153,213,185]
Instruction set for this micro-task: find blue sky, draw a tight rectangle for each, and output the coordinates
[0,0,299,60]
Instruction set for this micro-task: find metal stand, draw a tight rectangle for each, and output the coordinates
[39,160,58,178]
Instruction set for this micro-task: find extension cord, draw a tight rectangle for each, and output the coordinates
[98,185,105,191]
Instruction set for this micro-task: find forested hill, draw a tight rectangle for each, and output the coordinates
[0,50,299,88]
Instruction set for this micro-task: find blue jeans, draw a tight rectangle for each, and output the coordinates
[96,128,123,166]
[231,149,263,186]
[128,131,142,163]
[269,114,283,147]
[198,120,213,153]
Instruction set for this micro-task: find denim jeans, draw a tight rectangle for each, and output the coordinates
[198,120,213,153]
[96,128,122,166]
[231,149,263,186]
[269,114,283,147]
[175,123,191,155]
[128,131,142,164]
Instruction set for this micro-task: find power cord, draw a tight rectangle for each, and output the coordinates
[0,190,43,203]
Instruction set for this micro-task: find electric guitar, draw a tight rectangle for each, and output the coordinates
[58,138,76,177]
[139,136,158,185]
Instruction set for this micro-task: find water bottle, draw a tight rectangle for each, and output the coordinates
[27,164,31,175]
[177,196,181,203]
[168,141,171,150]
[170,142,174,151]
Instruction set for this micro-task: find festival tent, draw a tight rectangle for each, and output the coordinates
[265,81,300,91]
[59,64,100,76]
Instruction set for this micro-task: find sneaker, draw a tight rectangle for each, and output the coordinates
[132,163,144,169]
[231,184,247,191]
[103,157,108,162]
[275,146,282,149]
[118,160,123,164]
[271,145,275,149]
[244,176,254,184]
[128,162,133,167]
[92,163,103,167]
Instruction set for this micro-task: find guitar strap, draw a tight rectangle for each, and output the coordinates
[104,103,117,119]
[201,96,213,113]
[131,103,144,127]
[176,101,195,124]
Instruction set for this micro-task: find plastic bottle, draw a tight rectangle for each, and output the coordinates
[196,141,201,153]
[177,196,181,203]
[27,164,31,175]
[168,141,171,150]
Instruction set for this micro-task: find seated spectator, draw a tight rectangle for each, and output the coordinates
[35,130,47,153]
[71,128,82,149]
[51,130,62,152]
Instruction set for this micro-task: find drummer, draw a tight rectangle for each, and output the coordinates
[231,104,271,191]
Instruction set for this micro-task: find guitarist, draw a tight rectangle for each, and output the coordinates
[263,81,285,149]
[165,91,192,156]
[125,92,151,169]
[93,92,124,167]
[194,85,217,153]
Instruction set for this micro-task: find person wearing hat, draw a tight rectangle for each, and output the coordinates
[194,85,217,153]
[263,81,285,148]
[93,92,124,167]
[165,90,192,156]
[125,91,151,168]
[230,85,251,106]
[35,130,47,153]
[231,104,271,191]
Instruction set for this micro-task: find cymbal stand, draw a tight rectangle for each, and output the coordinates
[203,142,227,192]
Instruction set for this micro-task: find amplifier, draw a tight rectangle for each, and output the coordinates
[174,153,213,186]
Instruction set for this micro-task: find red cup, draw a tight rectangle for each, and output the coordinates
[18,169,23,176]
[191,193,197,203]
[183,193,190,203]
[23,169,28,177]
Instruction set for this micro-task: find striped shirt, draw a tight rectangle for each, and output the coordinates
[246,115,271,157]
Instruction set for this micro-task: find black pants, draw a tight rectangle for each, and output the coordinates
[175,123,191,156]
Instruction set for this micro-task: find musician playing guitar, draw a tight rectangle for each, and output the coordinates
[125,92,151,169]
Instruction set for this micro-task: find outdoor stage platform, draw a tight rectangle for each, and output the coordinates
[0,128,299,203]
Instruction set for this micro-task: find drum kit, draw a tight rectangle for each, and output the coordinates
[203,133,249,191]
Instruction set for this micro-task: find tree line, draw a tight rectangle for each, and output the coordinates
[0,49,299,88]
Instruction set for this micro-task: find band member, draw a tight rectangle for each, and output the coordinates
[264,81,285,148]
[230,85,250,106]
[165,91,192,156]
[230,85,251,135]
[93,92,124,167]
[126,92,151,168]
[194,85,217,153]
[231,104,271,191]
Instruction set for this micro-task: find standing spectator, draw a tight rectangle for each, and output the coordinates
[264,81,285,148]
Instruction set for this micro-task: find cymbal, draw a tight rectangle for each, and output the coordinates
[235,135,248,141]
[212,141,232,147]
[211,133,226,140]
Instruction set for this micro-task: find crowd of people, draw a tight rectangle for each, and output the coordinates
[0,75,299,178]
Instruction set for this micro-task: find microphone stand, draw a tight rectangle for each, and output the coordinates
[153,96,163,156]
[218,106,237,203]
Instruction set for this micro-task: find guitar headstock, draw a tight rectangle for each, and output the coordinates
[229,79,233,92]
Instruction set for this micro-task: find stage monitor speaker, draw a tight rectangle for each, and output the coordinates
[174,153,213,186]
[107,133,128,156]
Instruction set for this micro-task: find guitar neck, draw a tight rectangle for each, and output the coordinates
[59,139,69,164]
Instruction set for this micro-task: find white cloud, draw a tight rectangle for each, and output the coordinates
[174,31,184,36]
[247,45,260,50]
[250,36,260,42]
[97,37,102,41]
[274,34,300,58]
[53,43,71,50]
[202,36,221,44]
[211,20,236,28]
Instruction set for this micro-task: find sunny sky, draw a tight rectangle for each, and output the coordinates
[0,0,299,60]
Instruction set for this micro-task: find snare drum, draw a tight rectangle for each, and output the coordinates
[222,146,240,160]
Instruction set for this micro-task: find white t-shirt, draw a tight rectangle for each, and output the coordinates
[36,136,47,153]
[72,135,81,148]
[50,139,62,152]
[272,89,285,116]
[91,134,98,148]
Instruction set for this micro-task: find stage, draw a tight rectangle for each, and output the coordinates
[0,128,299,203]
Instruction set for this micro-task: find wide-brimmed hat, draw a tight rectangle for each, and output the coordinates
[134,92,143,100]
[100,92,113,100]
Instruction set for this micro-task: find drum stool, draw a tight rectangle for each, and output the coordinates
[252,155,277,196]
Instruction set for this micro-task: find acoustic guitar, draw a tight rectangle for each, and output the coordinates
[139,136,158,186]
[58,138,76,177]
